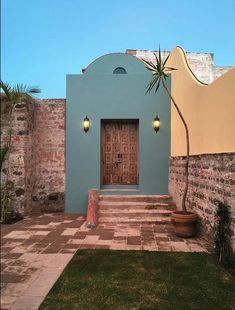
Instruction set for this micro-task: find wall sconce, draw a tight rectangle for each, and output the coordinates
[83,116,90,133]
[153,115,160,133]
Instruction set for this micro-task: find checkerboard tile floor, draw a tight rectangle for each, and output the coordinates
[1,213,210,310]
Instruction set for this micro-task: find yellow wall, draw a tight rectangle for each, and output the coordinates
[167,47,235,156]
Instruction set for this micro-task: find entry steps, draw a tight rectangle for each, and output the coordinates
[98,194,176,224]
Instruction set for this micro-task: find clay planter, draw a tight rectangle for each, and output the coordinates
[171,211,198,238]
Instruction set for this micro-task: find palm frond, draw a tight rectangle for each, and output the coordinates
[1,81,41,105]
[146,76,160,94]
[11,84,41,103]
[27,87,41,94]
[163,54,170,67]
[154,81,160,93]
[165,67,177,71]
[13,84,40,96]
[141,58,157,72]
[162,73,168,81]
[0,81,12,100]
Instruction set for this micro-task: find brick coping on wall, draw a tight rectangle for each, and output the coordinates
[170,151,235,159]
[36,98,66,104]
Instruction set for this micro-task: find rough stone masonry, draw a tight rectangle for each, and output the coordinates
[1,99,65,215]
[169,153,235,251]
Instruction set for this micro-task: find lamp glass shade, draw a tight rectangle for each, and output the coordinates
[153,116,160,132]
[83,116,90,132]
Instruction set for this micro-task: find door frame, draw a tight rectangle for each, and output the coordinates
[100,119,139,186]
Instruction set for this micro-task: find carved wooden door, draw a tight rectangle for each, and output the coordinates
[102,121,138,185]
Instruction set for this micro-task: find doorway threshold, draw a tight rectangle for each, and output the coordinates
[101,185,138,190]
[100,185,139,195]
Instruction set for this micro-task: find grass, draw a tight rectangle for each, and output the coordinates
[39,250,235,310]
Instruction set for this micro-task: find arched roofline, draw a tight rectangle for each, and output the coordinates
[84,52,147,74]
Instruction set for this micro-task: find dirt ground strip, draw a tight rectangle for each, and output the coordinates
[1,213,210,310]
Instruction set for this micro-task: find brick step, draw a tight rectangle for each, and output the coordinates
[99,201,175,209]
[98,216,171,224]
[99,209,172,216]
[31,208,42,215]
[97,194,174,225]
[99,195,173,203]
[99,206,174,212]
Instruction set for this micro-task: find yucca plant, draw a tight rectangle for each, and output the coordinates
[142,48,190,213]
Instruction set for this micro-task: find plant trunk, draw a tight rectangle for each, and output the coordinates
[161,78,190,213]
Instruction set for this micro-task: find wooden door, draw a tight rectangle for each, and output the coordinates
[101,120,138,185]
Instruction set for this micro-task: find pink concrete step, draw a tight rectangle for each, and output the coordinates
[99,195,173,203]
[99,209,172,216]
[97,194,174,225]
[98,201,175,210]
[98,216,171,224]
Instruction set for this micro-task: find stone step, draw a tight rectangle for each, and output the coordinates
[99,206,174,212]
[97,194,174,225]
[98,201,175,209]
[98,216,171,224]
[99,195,173,203]
[98,209,172,216]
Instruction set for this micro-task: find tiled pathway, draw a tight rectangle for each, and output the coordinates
[1,213,210,310]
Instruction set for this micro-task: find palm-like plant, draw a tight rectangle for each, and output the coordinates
[142,48,190,213]
[0,80,41,160]
[1,81,41,114]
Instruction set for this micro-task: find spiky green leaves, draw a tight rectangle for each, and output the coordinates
[141,47,177,94]
[0,80,41,104]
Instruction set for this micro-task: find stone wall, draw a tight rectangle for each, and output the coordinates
[213,66,233,80]
[126,49,233,84]
[1,99,66,215]
[169,153,235,250]
[1,101,34,215]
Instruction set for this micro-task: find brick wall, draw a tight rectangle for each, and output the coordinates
[169,153,235,251]
[1,99,66,215]
[30,99,65,213]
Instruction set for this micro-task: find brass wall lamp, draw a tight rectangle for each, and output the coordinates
[153,115,160,133]
[83,116,90,133]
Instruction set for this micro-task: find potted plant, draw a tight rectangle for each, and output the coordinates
[142,47,198,238]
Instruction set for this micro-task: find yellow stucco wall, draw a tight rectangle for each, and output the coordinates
[167,47,235,156]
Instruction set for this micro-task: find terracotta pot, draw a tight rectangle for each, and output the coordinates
[171,211,198,238]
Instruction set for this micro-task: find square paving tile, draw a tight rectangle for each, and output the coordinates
[1,212,210,310]
[3,231,34,239]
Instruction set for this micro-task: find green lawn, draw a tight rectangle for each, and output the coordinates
[40,250,235,310]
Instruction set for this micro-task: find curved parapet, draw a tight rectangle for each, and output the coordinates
[167,46,235,156]
[175,46,208,86]
[85,52,148,75]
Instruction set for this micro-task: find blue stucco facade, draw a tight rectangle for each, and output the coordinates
[66,53,170,213]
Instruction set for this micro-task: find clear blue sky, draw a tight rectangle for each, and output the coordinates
[2,0,235,98]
